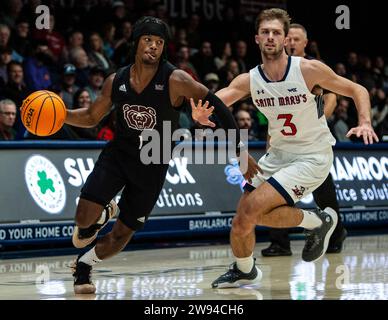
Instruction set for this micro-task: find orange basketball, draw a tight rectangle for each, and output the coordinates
[21,90,67,136]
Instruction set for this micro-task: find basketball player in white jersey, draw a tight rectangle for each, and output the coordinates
[261,23,348,257]
[193,8,378,288]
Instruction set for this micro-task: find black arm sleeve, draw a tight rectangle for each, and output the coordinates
[204,91,243,154]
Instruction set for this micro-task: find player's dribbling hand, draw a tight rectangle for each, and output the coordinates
[346,122,379,144]
[239,151,263,183]
[190,98,216,127]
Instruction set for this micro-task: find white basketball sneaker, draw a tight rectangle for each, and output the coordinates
[72,200,118,248]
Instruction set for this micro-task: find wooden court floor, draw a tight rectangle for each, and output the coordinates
[0,234,388,300]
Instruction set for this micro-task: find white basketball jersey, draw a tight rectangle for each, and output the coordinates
[250,56,336,154]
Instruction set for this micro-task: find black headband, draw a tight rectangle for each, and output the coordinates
[132,17,170,42]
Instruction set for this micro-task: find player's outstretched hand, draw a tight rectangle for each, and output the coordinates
[346,123,379,144]
[190,98,216,127]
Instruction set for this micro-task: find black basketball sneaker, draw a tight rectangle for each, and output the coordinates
[302,207,338,262]
[212,258,262,289]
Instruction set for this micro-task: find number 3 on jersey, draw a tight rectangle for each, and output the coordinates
[278,114,297,136]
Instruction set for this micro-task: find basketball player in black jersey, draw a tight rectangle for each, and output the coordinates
[261,23,347,257]
[65,17,240,294]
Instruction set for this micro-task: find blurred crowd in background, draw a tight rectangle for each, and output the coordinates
[0,0,387,142]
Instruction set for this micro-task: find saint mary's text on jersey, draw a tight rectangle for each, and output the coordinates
[254,93,307,108]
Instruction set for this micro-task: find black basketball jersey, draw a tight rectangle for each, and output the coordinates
[111,61,180,146]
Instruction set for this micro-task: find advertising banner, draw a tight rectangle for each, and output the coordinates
[0,143,387,224]
[0,146,246,223]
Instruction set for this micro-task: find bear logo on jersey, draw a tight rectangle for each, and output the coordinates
[292,185,306,199]
[123,104,157,130]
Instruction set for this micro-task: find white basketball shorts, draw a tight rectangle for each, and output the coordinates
[244,146,334,205]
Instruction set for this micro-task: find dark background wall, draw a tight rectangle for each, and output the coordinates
[287,0,386,65]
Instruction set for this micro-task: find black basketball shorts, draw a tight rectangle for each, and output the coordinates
[80,142,168,230]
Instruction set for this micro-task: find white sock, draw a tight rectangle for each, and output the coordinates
[96,210,107,225]
[299,210,322,230]
[79,247,102,266]
[235,254,254,273]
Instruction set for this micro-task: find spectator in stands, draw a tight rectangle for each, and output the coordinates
[328,97,351,142]
[32,14,65,62]
[3,61,31,107]
[174,45,200,131]
[116,20,133,44]
[58,64,79,109]
[23,40,53,91]
[228,59,241,80]
[234,40,249,73]
[376,58,388,94]
[359,56,376,91]
[334,62,349,79]
[0,98,17,140]
[2,60,29,107]
[87,32,114,74]
[219,58,240,87]
[0,46,12,84]
[214,41,232,70]
[69,88,100,139]
[10,18,32,58]
[112,20,132,67]
[235,109,259,141]
[101,22,116,59]
[236,101,263,140]
[0,0,382,144]
[85,66,105,103]
[191,41,217,82]
[204,73,220,94]
[3,60,30,139]
[174,28,189,49]
[176,45,199,81]
[61,30,84,65]
[371,89,388,141]
[0,24,23,62]
[97,111,116,141]
[372,56,385,89]
[346,51,362,82]
[306,40,322,61]
[374,56,386,76]
[69,47,91,88]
